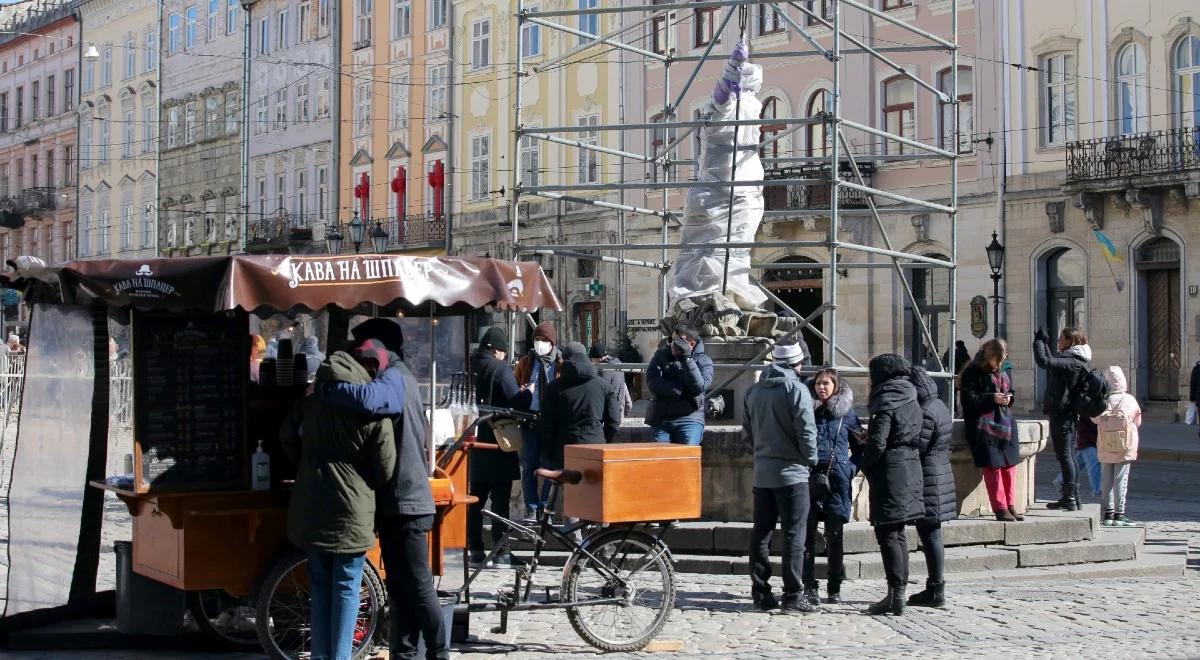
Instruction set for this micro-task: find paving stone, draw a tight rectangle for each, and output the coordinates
[1015,541,1137,568]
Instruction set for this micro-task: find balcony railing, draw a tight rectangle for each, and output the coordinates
[331,213,447,254]
[244,209,313,250]
[19,187,56,213]
[1065,126,1200,184]
[763,164,872,211]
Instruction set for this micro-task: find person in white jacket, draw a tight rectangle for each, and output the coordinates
[1090,366,1141,527]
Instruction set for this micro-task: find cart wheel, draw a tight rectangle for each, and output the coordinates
[188,590,260,649]
[562,528,676,652]
[254,549,386,660]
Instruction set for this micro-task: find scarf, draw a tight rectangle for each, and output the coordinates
[532,347,560,412]
[977,370,1014,443]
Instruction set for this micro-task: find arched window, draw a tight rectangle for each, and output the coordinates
[1046,247,1086,342]
[805,89,829,157]
[937,66,972,152]
[1173,35,1200,131]
[882,76,915,155]
[759,96,782,160]
[763,255,824,365]
[905,254,950,363]
[1116,43,1148,135]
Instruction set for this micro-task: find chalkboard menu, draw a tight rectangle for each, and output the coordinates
[132,311,248,492]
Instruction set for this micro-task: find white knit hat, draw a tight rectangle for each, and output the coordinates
[771,342,804,366]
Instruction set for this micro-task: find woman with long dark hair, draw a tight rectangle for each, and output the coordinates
[960,338,1021,521]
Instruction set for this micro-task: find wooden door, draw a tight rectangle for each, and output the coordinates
[1146,268,1181,400]
[576,302,601,348]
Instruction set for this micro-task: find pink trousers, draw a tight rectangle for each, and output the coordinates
[982,466,1017,511]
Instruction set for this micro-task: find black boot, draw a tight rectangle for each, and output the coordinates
[803,586,821,607]
[752,589,778,611]
[866,584,905,616]
[907,580,945,608]
[1046,483,1080,511]
[826,580,841,605]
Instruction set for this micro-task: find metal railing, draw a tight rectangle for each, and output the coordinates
[245,210,314,247]
[332,213,447,253]
[0,355,132,439]
[20,187,56,213]
[763,164,872,211]
[1065,126,1200,184]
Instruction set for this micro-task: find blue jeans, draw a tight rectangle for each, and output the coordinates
[1077,446,1102,497]
[519,426,542,514]
[651,418,704,446]
[306,549,367,660]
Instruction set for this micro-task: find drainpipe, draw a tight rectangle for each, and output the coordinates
[240,1,251,252]
[330,0,340,243]
[75,8,84,259]
[997,0,1008,341]
[154,0,162,257]
[445,0,455,254]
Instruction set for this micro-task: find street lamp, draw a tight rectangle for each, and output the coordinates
[324,223,344,255]
[82,44,100,59]
[347,211,365,250]
[370,222,389,254]
[985,231,1005,338]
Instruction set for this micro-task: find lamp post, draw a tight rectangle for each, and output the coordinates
[324,222,343,255]
[326,211,390,255]
[985,231,1005,338]
[370,221,389,254]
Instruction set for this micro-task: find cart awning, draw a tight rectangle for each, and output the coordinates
[4,254,563,314]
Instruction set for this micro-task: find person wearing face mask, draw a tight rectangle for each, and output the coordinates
[513,321,563,518]
[743,342,818,613]
[645,323,715,445]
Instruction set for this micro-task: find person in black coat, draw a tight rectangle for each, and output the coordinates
[906,366,956,609]
[645,323,714,445]
[1190,361,1200,437]
[469,326,533,567]
[960,339,1022,522]
[801,369,861,606]
[1032,326,1092,511]
[862,354,923,617]
[540,343,621,470]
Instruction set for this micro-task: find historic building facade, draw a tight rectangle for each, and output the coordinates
[78,0,158,260]
[157,0,245,256]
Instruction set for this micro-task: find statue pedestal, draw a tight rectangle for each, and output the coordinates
[702,338,771,424]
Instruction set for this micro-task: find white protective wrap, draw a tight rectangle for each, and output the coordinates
[668,43,768,312]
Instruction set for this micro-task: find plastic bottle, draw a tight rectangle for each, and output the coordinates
[251,440,270,491]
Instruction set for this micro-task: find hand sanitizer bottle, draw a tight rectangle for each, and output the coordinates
[251,441,271,491]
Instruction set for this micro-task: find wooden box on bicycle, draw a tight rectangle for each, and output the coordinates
[562,443,701,523]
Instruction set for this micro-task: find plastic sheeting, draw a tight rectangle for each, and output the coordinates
[669,43,769,312]
[3,305,96,616]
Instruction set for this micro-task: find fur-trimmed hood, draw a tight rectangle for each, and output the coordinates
[811,380,855,419]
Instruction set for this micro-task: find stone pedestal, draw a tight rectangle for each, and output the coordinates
[702,338,771,424]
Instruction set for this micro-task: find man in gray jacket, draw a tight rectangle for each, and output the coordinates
[744,341,818,613]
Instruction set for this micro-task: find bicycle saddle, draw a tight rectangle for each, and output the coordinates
[535,468,582,485]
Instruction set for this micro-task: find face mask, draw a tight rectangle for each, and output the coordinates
[533,340,552,357]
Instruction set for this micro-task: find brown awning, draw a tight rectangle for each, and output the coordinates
[10,254,562,315]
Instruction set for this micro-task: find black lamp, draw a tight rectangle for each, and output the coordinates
[348,211,365,250]
[985,231,1005,338]
[370,221,389,254]
[324,223,344,255]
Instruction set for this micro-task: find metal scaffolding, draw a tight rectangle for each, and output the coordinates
[508,0,961,383]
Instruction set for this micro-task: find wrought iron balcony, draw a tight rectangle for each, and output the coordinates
[329,213,447,253]
[244,209,313,252]
[763,164,872,212]
[19,187,55,213]
[1065,126,1200,185]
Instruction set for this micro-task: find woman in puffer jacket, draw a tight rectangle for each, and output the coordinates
[800,369,861,607]
[906,366,956,608]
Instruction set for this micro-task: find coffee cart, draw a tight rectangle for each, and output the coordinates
[0,253,559,658]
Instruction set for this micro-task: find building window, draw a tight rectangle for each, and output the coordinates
[64,146,73,185]
[578,0,599,44]
[758,3,782,35]
[938,66,973,152]
[520,132,540,188]
[123,109,134,157]
[694,5,718,48]
[471,20,490,70]
[390,75,408,129]
[14,85,22,127]
[276,174,286,213]
[101,48,112,86]
[144,32,156,72]
[206,0,218,39]
[277,9,289,49]
[393,0,410,39]
[883,0,911,9]
[30,154,37,187]
[125,37,136,78]
[81,117,92,167]
[804,0,833,27]
[317,166,328,218]
[98,114,110,163]
[14,158,22,190]
[296,80,310,123]
[258,17,269,54]
[1045,247,1086,343]
[806,89,829,156]
[63,69,74,110]
[0,165,8,197]
[80,213,91,257]
[142,203,154,247]
[227,0,239,35]
[651,0,668,54]
[577,115,600,183]
[274,89,287,130]
[296,171,307,220]
[0,93,6,132]
[186,5,198,48]
[30,81,37,121]
[316,76,331,118]
[99,210,111,254]
[46,74,54,116]
[168,13,181,53]
[318,0,330,35]
[430,0,447,28]
[1040,52,1076,146]
[522,7,540,56]
[356,0,372,43]
[354,83,370,135]
[143,103,155,151]
[226,92,239,135]
[1172,36,1200,132]
[882,75,915,154]
[256,177,267,220]
[427,64,447,120]
[205,96,220,139]
[759,97,782,159]
[185,101,197,143]
[45,149,53,188]
[167,107,179,148]
[121,204,134,250]
[470,135,490,200]
[650,114,677,182]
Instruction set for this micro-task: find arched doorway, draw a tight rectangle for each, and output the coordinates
[763,255,824,365]
[1045,247,1087,343]
[1137,237,1181,400]
[904,254,950,366]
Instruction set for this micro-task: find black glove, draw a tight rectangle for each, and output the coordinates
[672,337,694,359]
[1034,327,1047,343]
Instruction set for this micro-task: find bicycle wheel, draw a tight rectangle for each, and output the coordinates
[562,528,676,652]
[188,589,259,649]
[253,550,386,660]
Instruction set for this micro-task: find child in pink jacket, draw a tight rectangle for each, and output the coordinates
[1090,366,1141,527]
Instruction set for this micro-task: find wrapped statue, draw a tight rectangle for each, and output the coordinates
[668,40,768,321]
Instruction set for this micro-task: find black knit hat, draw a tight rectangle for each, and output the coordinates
[588,342,608,359]
[869,353,910,384]
[352,318,405,355]
[479,326,509,351]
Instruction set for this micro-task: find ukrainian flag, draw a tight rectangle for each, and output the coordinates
[1094,229,1122,262]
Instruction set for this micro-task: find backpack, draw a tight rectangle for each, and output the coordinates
[1066,368,1110,418]
[1094,399,1134,458]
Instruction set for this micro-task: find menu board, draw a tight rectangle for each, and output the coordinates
[132,311,247,491]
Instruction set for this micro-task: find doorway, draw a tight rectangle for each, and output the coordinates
[763,256,824,365]
[1138,238,1181,400]
[575,302,601,349]
[904,254,951,367]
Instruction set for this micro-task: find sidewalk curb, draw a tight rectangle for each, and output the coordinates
[1038,446,1200,464]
